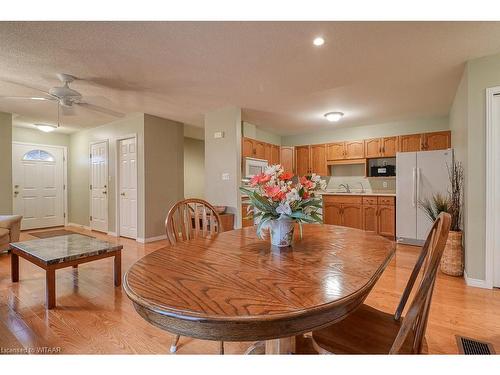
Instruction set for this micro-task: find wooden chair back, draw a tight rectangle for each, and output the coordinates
[165,199,223,245]
[389,212,451,354]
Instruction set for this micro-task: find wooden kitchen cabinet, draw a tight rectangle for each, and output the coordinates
[423,131,451,151]
[241,203,254,228]
[365,137,398,158]
[323,202,342,226]
[242,138,254,158]
[399,134,423,152]
[327,141,364,160]
[326,142,345,161]
[362,205,378,233]
[310,144,327,175]
[264,143,272,164]
[280,146,294,173]
[378,205,395,238]
[295,146,310,176]
[271,145,280,165]
[342,204,363,229]
[254,141,266,159]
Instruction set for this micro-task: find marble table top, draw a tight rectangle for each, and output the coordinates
[10,234,123,265]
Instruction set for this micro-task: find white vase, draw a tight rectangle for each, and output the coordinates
[269,216,295,247]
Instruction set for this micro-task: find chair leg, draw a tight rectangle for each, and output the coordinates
[219,341,224,355]
[170,334,180,353]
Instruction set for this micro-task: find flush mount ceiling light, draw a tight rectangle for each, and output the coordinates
[324,112,344,122]
[313,37,325,46]
[35,124,57,133]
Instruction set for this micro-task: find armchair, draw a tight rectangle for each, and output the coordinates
[0,215,22,253]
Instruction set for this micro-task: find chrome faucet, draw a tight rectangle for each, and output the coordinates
[338,183,351,193]
[358,182,366,194]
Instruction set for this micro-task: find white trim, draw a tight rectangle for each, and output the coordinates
[12,142,69,227]
[136,234,168,244]
[115,133,138,240]
[89,139,110,233]
[464,271,490,289]
[107,231,118,237]
[485,86,500,289]
[67,222,91,231]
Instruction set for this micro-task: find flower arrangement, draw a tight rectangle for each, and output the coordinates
[240,164,326,246]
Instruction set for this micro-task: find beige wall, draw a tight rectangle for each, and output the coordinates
[205,107,242,226]
[0,112,12,214]
[69,113,145,237]
[143,114,184,239]
[242,121,282,145]
[12,127,70,148]
[184,137,205,199]
[281,116,449,146]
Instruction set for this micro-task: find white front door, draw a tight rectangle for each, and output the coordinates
[12,143,65,230]
[119,137,138,239]
[90,141,108,233]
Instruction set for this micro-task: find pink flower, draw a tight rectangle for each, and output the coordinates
[264,186,286,202]
[279,172,294,181]
[250,173,271,186]
[299,176,314,190]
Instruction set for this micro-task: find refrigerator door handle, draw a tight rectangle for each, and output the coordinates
[412,167,416,207]
[416,167,421,205]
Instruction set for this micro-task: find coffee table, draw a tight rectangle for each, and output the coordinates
[10,234,123,309]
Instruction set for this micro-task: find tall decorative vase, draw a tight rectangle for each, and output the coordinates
[269,216,295,247]
[440,230,464,276]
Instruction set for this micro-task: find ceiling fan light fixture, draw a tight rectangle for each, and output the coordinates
[35,123,57,133]
[324,112,344,122]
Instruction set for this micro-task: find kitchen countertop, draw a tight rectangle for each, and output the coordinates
[318,191,396,197]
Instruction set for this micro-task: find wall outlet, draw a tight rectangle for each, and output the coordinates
[222,173,230,181]
[383,181,388,188]
[214,131,225,139]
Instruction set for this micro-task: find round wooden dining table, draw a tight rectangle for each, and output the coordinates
[123,224,395,354]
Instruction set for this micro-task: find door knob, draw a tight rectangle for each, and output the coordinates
[103,191,107,195]
[14,191,19,196]
[120,192,125,196]
[14,184,19,188]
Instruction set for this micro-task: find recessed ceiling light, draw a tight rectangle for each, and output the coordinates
[324,112,344,122]
[313,37,325,46]
[35,124,57,133]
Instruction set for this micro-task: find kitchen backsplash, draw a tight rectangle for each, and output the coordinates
[323,164,396,193]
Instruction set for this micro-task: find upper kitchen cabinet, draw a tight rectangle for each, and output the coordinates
[264,143,272,164]
[423,131,451,151]
[295,146,310,176]
[242,137,254,158]
[271,145,280,165]
[280,146,294,173]
[295,144,328,176]
[254,141,266,159]
[327,140,364,161]
[398,133,423,152]
[310,144,328,175]
[365,137,398,158]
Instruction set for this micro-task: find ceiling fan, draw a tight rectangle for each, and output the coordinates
[0,73,124,119]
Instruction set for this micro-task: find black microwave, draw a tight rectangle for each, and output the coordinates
[370,165,396,177]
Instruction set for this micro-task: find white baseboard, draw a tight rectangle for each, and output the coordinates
[136,234,168,244]
[67,222,91,231]
[464,271,492,289]
[107,231,118,237]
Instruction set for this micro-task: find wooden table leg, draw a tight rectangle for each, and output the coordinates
[46,268,56,309]
[265,336,296,354]
[72,264,78,269]
[11,252,19,282]
[114,252,121,287]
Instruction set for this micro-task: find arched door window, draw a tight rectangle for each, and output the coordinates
[22,149,55,162]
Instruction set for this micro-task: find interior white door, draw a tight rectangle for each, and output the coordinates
[12,143,65,230]
[90,141,108,232]
[119,137,138,239]
[493,94,500,288]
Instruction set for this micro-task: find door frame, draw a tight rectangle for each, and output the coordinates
[89,139,109,233]
[12,141,68,227]
[485,86,500,289]
[114,133,138,239]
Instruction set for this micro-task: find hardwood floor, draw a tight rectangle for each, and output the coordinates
[1,226,499,354]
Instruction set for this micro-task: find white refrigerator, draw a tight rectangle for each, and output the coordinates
[396,149,453,245]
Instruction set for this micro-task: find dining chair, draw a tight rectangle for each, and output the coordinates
[165,198,224,354]
[311,212,451,354]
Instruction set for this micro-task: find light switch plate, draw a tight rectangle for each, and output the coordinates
[222,173,230,181]
[214,131,225,139]
[383,181,388,188]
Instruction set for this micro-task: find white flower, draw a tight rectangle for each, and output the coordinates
[276,202,292,216]
[311,174,321,183]
[285,188,300,204]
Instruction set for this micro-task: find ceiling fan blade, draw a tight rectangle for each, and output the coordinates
[75,102,124,118]
[61,105,76,116]
[0,79,53,96]
[0,95,54,101]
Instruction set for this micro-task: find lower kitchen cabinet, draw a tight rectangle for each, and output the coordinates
[241,203,254,228]
[323,195,395,239]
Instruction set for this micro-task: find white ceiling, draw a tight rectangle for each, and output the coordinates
[1,21,500,135]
